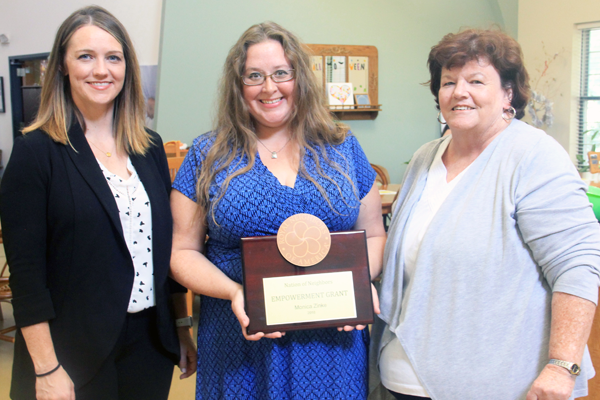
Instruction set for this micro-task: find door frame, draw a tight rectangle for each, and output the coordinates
[8,52,50,139]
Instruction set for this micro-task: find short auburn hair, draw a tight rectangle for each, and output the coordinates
[427,28,530,119]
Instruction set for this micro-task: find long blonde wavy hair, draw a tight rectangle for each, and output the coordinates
[197,22,359,221]
[23,5,150,155]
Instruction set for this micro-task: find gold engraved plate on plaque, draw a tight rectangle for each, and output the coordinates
[263,271,357,326]
[277,214,331,267]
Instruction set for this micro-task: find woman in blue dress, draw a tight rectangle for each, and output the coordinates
[170,22,386,400]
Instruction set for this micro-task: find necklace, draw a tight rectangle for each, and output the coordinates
[87,138,114,157]
[257,136,292,159]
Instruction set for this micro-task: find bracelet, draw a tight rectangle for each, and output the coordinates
[35,363,61,378]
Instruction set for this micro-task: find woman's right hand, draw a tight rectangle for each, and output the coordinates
[36,365,75,400]
[230,285,285,341]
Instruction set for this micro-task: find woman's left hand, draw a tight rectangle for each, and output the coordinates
[525,364,576,400]
[176,327,197,379]
[337,283,380,332]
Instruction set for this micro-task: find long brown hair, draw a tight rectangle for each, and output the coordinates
[196,22,357,221]
[23,5,150,155]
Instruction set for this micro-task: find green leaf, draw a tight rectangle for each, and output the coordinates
[582,129,600,141]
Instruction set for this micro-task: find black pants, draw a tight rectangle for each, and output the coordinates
[388,390,431,400]
[77,307,174,400]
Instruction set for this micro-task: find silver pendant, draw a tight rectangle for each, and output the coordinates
[271,151,278,159]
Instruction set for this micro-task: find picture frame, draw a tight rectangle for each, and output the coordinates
[0,77,5,113]
[327,83,354,109]
[355,94,370,108]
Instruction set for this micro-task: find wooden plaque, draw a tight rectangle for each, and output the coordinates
[241,230,373,334]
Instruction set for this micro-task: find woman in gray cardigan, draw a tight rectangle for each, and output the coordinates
[372,29,600,400]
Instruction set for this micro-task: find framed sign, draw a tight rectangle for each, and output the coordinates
[241,225,373,334]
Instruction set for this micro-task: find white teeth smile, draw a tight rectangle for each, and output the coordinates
[261,98,281,104]
[90,82,110,86]
[453,106,473,110]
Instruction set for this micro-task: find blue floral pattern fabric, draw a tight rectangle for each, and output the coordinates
[173,132,376,400]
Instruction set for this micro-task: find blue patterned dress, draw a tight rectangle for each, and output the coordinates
[173,132,376,400]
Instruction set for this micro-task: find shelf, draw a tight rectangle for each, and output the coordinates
[329,104,381,120]
[307,44,380,121]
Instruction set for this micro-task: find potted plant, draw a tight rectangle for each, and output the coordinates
[579,129,600,182]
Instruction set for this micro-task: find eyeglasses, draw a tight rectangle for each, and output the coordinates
[241,69,295,86]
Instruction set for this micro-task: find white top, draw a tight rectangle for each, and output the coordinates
[97,158,156,312]
[380,137,472,396]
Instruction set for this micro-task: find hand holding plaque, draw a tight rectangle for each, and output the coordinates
[241,214,374,334]
[230,285,286,341]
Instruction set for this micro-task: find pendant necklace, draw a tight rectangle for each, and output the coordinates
[86,130,115,157]
[257,136,292,159]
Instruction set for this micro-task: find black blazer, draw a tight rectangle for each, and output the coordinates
[0,123,183,396]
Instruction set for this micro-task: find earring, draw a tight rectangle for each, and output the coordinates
[437,112,445,124]
[502,106,516,122]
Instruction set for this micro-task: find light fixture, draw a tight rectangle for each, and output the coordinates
[0,34,10,44]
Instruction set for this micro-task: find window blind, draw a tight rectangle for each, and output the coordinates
[578,27,600,169]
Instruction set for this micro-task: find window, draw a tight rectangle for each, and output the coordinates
[578,27,600,168]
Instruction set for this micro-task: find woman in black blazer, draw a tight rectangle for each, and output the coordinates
[0,6,195,399]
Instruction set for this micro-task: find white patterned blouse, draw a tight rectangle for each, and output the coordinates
[97,158,155,312]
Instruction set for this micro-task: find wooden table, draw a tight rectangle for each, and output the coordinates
[380,184,401,215]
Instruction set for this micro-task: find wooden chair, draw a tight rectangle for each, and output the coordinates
[0,232,15,343]
[165,156,196,327]
[164,141,185,158]
[0,285,15,343]
[371,164,390,187]
[391,188,400,213]
[168,156,185,184]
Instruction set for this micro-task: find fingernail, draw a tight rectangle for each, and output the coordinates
[181,368,186,373]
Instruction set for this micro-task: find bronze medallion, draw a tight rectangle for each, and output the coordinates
[277,214,331,267]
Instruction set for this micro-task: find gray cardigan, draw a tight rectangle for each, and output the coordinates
[371,119,600,400]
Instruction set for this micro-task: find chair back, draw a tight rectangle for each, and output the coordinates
[0,232,11,303]
[164,140,184,158]
[0,277,10,298]
[0,276,16,342]
[371,164,390,187]
[168,156,185,183]
[0,231,15,343]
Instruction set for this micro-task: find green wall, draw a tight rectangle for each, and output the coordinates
[156,0,511,182]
